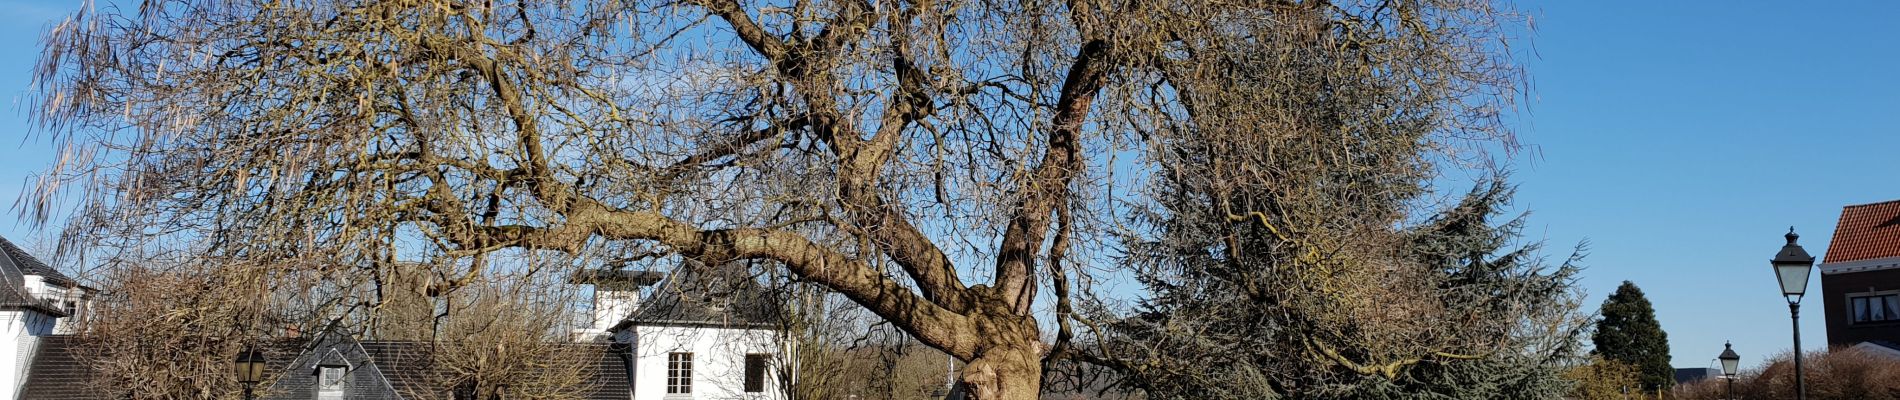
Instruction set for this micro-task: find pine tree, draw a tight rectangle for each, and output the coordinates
[1592,281,1674,392]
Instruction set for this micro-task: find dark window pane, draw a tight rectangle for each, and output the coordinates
[744,354,768,392]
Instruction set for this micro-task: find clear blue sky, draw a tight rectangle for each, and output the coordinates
[1,0,1896,370]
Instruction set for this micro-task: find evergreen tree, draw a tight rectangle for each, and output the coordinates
[1592,281,1674,392]
[1093,177,1591,399]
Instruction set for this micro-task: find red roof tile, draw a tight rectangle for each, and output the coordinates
[1824,199,1900,264]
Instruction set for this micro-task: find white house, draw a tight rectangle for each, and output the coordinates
[593,264,787,400]
[0,237,91,400]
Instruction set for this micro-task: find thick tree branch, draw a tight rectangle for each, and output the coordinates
[691,0,974,312]
[993,38,1111,313]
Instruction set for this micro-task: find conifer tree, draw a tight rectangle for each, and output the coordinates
[1592,281,1674,392]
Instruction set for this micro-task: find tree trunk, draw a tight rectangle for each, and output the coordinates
[958,343,1042,400]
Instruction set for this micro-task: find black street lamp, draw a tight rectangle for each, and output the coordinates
[234,347,266,400]
[1771,227,1815,400]
[1719,341,1740,400]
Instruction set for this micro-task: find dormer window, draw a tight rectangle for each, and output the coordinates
[316,366,346,399]
[314,348,351,400]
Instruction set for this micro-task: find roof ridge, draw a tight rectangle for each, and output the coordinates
[1825,200,1900,264]
[1845,198,1900,209]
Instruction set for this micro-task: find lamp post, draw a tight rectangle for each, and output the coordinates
[234,347,266,400]
[1771,227,1814,400]
[1719,341,1740,400]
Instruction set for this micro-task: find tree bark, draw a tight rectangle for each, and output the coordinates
[959,340,1043,400]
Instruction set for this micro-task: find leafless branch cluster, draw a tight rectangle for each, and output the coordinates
[28,0,1531,397]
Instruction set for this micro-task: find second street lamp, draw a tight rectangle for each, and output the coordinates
[1771,227,1815,400]
[1719,342,1740,400]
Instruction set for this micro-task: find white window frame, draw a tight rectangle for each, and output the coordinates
[666,352,693,395]
[1849,291,1900,324]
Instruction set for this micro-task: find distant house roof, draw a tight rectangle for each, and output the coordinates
[1856,340,1900,359]
[1825,199,1900,264]
[621,263,780,329]
[1673,367,1721,384]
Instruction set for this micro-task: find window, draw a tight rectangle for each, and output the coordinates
[743,354,769,393]
[317,366,347,400]
[1852,294,1900,323]
[666,352,693,394]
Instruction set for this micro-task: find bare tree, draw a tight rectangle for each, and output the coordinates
[28,1,1526,398]
[69,253,597,399]
[71,258,282,400]
[402,278,602,400]
[1675,348,1900,400]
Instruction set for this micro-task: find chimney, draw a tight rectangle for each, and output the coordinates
[591,288,639,330]
[569,269,663,341]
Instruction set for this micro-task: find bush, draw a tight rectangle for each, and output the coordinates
[1674,346,1900,400]
[1567,357,1650,400]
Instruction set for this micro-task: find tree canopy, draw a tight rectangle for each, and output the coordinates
[28,0,1534,398]
[1593,281,1674,392]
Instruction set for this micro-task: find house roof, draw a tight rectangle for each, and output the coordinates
[20,334,632,400]
[568,268,665,291]
[0,236,75,287]
[0,238,67,316]
[19,336,100,399]
[19,336,304,400]
[356,341,631,400]
[1851,340,1900,360]
[622,263,780,329]
[1824,199,1900,264]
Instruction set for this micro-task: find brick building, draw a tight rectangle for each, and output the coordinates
[1818,199,1900,350]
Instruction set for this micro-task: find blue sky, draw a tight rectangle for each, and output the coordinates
[1,0,1896,370]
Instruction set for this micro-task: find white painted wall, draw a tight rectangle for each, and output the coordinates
[52,289,88,335]
[629,325,784,400]
[0,310,55,400]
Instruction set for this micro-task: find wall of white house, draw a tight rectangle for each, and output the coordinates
[628,326,783,400]
[16,278,56,305]
[0,310,56,400]
[51,290,87,335]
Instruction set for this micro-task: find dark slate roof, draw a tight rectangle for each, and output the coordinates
[19,336,94,399]
[20,336,303,399]
[0,236,74,286]
[0,239,66,316]
[21,335,630,400]
[622,263,781,329]
[357,341,631,400]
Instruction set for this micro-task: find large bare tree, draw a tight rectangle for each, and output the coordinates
[28,0,1524,398]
